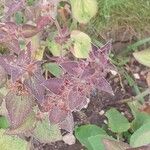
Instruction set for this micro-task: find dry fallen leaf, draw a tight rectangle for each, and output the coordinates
[127,144,150,150]
[146,72,150,87]
[139,102,150,115]
[102,138,130,150]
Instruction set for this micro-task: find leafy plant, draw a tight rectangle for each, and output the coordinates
[105,108,130,133]
[0,129,28,150]
[133,48,150,67]
[0,0,116,147]
[75,124,109,150]
[75,107,150,150]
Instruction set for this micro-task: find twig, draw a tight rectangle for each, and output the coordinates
[105,88,150,106]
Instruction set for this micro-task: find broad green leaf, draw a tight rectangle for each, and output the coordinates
[15,11,24,24]
[6,111,37,135]
[47,40,61,56]
[27,0,37,6]
[71,30,91,58]
[33,118,62,143]
[88,135,111,150]
[44,63,63,77]
[130,122,150,147]
[70,0,98,24]
[131,111,150,131]
[102,139,131,150]
[0,116,9,129]
[133,49,150,67]
[105,108,130,133]
[75,124,107,150]
[0,129,28,150]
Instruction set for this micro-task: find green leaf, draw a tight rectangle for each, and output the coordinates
[6,111,37,135]
[130,122,150,147]
[131,111,150,131]
[88,135,111,150]
[0,129,28,150]
[70,0,98,24]
[71,30,91,58]
[75,124,108,150]
[105,108,130,133]
[15,11,24,24]
[47,40,61,56]
[44,63,63,77]
[33,118,62,143]
[102,139,131,150]
[26,0,37,6]
[133,49,150,67]
[0,116,9,129]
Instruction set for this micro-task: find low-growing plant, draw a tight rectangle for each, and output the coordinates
[75,107,150,150]
[75,47,150,150]
[0,0,115,147]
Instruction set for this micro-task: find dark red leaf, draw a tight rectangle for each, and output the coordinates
[93,77,114,95]
[60,61,79,76]
[67,87,87,111]
[59,113,74,133]
[24,75,46,102]
[81,66,95,79]
[36,16,52,30]
[43,78,64,95]
[49,105,68,124]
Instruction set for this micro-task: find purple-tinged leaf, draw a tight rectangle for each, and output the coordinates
[0,56,24,82]
[0,43,42,82]
[0,22,20,54]
[43,78,64,95]
[10,66,25,82]
[5,91,35,128]
[6,111,37,135]
[60,61,79,76]
[7,39,20,54]
[24,76,45,102]
[67,87,87,111]
[21,24,39,38]
[36,16,52,30]
[49,105,68,124]
[76,97,90,111]
[59,113,74,133]
[55,27,70,44]
[93,77,114,95]
[81,65,95,79]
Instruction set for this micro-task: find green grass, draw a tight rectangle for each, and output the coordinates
[86,0,150,39]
